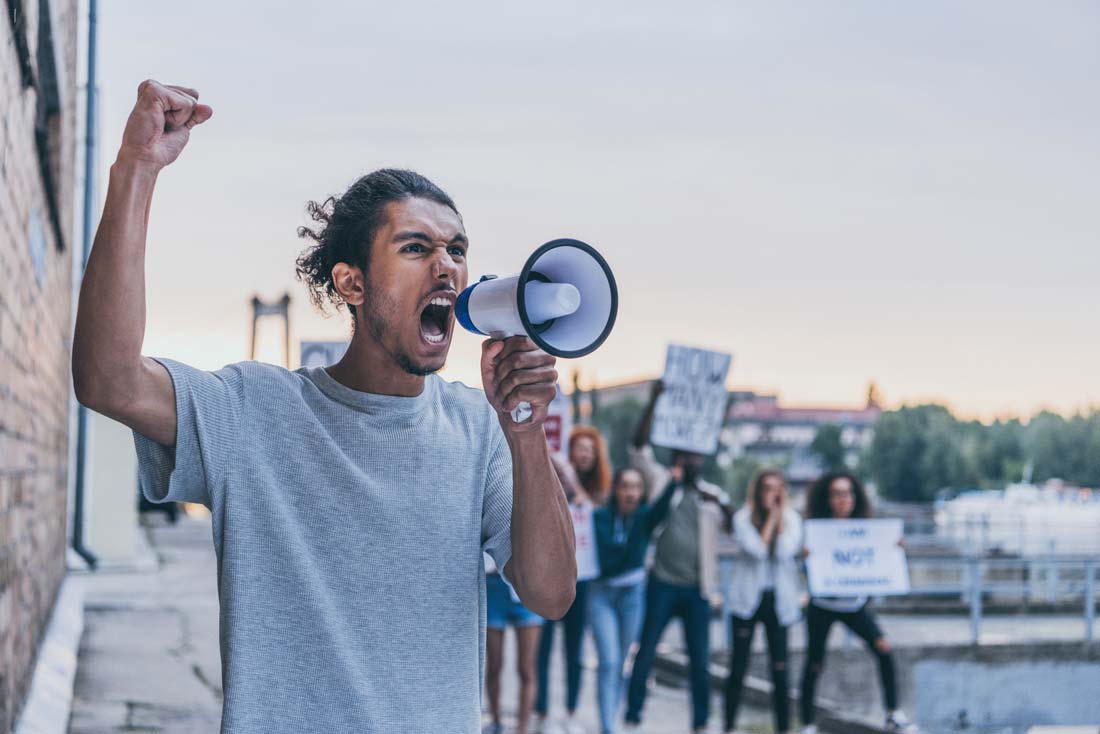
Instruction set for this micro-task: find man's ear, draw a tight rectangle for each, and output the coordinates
[332,262,366,310]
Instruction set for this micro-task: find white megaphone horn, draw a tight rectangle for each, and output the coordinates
[456,238,618,423]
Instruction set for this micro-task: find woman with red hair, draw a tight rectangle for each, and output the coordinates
[535,426,612,733]
[567,425,613,505]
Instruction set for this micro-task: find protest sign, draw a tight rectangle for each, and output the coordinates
[544,384,573,457]
[572,503,600,582]
[804,519,910,596]
[650,345,732,454]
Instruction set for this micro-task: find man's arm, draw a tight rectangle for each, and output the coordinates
[643,470,682,532]
[503,432,577,619]
[631,379,663,449]
[72,80,213,446]
[626,379,671,500]
[551,451,588,505]
[482,337,576,620]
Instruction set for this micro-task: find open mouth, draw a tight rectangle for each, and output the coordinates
[418,294,454,346]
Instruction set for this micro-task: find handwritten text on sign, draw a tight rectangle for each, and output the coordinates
[651,345,732,455]
[804,519,910,596]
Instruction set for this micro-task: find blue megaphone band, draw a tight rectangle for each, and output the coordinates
[455,284,485,336]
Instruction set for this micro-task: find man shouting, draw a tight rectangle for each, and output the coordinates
[72,80,577,733]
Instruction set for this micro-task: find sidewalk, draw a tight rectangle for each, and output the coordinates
[69,515,770,733]
[70,514,222,733]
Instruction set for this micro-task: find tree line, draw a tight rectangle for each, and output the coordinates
[859,405,1100,502]
[589,391,1100,505]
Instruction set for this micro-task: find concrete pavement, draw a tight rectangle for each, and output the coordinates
[69,514,223,733]
[68,514,771,733]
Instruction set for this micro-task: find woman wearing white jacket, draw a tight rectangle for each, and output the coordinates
[723,470,803,734]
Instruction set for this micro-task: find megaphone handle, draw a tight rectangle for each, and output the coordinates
[510,402,533,424]
[489,331,534,424]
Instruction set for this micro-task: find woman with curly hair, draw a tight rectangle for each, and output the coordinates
[799,472,914,734]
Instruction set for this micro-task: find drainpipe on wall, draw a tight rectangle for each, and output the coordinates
[71,0,98,570]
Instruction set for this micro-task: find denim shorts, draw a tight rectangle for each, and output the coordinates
[486,572,543,629]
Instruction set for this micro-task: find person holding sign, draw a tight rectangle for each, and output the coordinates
[536,427,612,734]
[798,473,915,734]
[723,470,803,734]
[624,381,732,734]
[589,466,682,734]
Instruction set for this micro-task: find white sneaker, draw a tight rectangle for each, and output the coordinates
[800,725,819,734]
[885,709,917,733]
[564,718,586,734]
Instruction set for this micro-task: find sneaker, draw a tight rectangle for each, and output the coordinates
[800,726,819,734]
[885,709,917,733]
[564,718,586,734]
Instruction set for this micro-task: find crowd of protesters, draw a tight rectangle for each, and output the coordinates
[485,380,915,734]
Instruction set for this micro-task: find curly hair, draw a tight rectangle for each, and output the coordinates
[805,471,873,520]
[295,169,459,322]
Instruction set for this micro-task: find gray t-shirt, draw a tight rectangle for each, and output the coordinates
[133,359,514,733]
[652,488,702,587]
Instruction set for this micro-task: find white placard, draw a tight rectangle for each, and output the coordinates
[300,340,349,368]
[804,519,911,596]
[544,384,573,457]
[650,345,732,455]
[572,503,600,582]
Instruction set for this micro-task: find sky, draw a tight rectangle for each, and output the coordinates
[88,1,1099,421]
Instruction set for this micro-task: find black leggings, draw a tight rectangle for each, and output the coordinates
[800,602,897,725]
[724,591,789,732]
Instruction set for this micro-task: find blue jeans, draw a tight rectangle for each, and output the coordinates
[587,578,647,734]
[536,580,590,715]
[625,575,712,730]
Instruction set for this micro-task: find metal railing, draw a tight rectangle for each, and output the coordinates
[907,554,1098,645]
[717,552,1099,645]
[904,516,1100,556]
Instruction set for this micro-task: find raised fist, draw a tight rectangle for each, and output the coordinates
[117,79,213,170]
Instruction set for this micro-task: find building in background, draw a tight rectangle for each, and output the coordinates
[582,376,881,494]
[722,391,880,492]
[0,0,79,729]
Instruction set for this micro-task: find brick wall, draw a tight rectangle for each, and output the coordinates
[0,0,79,730]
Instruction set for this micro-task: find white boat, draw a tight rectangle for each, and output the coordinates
[934,482,1100,555]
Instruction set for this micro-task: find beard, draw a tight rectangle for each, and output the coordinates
[360,287,446,377]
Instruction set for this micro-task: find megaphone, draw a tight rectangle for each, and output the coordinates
[456,238,618,422]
